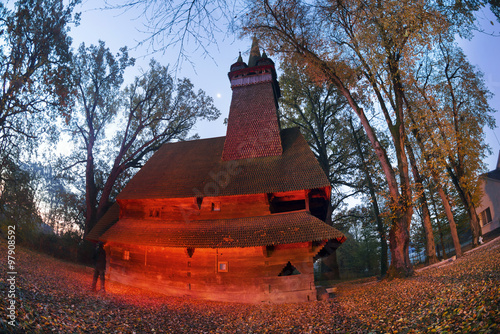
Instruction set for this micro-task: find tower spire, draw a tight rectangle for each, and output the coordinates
[248,37,262,67]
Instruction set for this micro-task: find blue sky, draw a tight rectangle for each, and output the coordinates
[70,0,500,171]
[457,10,500,171]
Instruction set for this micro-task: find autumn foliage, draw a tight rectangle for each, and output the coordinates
[1,237,498,333]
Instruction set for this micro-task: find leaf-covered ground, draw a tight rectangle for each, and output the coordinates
[1,237,499,333]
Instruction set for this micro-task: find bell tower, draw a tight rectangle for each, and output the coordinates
[222,38,283,161]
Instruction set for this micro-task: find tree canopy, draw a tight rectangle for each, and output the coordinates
[65,41,220,234]
[238,0,496,277]
[0,0,78,155]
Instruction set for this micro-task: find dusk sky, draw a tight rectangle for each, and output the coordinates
[71,0,500,171]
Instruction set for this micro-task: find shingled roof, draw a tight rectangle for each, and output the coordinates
[483,169,500,182]
[99,211,345,248]
[117,127,330,200]
[86,203,120,242]
[481,151,500,181]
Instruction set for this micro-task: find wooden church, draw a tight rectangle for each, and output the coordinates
[87,39,346,303]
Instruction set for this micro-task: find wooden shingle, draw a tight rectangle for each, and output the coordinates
[99,211,345,248]
[86,203,120,242]
[117,127,330,200]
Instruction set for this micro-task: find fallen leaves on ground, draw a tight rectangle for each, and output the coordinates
[0,238,499,333]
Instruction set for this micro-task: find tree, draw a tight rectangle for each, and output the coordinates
[405,140,439,264]
[241,0,440,278]
[406,37,495,247]
[348,117,390,276]
[405,110,464,259]
[278,60,357,280]
[104,0,500,60]
[67,41,220,235]
[279,60,390,277]
[0,0,78,160]
[104,0,237,65]
[0,0,78,243]
[0,158,44,241]
[68,41,133,235]
[241,0,497,277]
[278,60,358,215]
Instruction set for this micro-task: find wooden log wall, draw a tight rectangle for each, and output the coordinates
[118,193,273,222]
[106,241,326,303]
[116,189,327,223]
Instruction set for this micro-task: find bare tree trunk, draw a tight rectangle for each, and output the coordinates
[96,162,124,223]
[405,98,462,258]
[85,143,98,236]
[349,118,388,276]
[437,221,448,260]
[387,210,413,278]
[429,192,447,259]
[406,143,439,265]
[446,167,481,247]
[433,180,462,257]
[375,204,388,277]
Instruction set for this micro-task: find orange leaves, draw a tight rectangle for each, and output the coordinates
[336,237,500,333]
[1,237,499,333]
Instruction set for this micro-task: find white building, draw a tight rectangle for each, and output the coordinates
[476,152,500,235]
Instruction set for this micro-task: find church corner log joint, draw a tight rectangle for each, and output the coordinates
[86,38,346,304]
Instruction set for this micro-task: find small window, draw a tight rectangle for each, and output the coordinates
[196,197,203,210]
[480,207,492,226]
[212,202,221,211]
[267,193,306,214]
[218,261,228,272]
[123,250,130,260]
[265,245,275,258]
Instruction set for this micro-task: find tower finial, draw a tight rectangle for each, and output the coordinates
[237,51,243,63]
